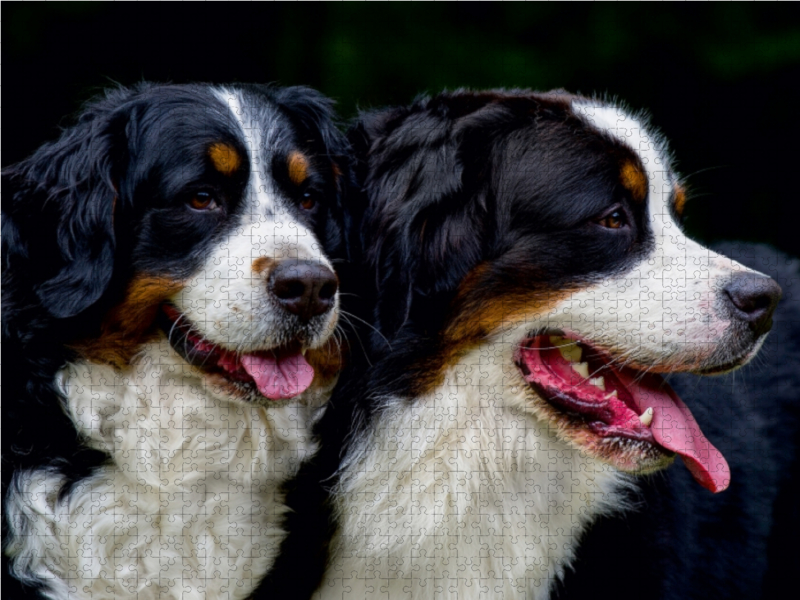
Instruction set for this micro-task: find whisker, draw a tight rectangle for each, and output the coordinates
[340,309,392,352]
[337,312,374,368]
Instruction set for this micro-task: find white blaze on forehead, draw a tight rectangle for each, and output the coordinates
[214,88,326,260]
[216,88,283,219]
[168,89,336,352]
[214,88,329,262]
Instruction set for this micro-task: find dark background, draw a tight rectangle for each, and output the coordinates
[4,2,799,255]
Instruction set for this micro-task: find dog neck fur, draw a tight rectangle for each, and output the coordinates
[6,339,330,600]
[320,343,629,600]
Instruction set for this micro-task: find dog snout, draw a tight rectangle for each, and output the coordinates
[722,272,782,336]
[269,259,338,321]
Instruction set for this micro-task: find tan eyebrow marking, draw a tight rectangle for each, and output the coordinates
[620,160,648,203]
[208,142,241,175]
[673,183,687,216]
[288,151,310,186]
[252,256,276,275]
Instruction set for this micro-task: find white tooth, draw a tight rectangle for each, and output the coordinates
[604,390,618,399]
[302,349,308,357]
[571,362,589,378]
[639,407,654,427]
[589,377,605,390]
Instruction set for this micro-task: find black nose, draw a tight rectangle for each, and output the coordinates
[723,272,782,336]
[269,259,338,321]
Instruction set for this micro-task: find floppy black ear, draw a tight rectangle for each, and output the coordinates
[351,102,489,346]
[2,103,125,321]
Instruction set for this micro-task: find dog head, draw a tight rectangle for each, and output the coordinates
[350,90,781,492]
[2,83,349,403]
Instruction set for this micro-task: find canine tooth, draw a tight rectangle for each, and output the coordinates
[639,407,654,427]
[604,390,618,399]
[302,349,308,357]
[589,377,605,390]
[571,362,589,378]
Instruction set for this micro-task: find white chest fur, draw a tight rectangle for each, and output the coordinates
[318,345,627,600]
[6,340,327,600]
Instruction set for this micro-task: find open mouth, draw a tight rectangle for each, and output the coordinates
[516,333,730,493]
[159,304,315,401]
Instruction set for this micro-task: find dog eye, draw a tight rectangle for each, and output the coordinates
[300,191,317,211]
[188,192,219,211]
[596,210,627,229]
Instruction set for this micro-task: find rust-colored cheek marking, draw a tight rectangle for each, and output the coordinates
[208,142,242,175]
[71,275,184,368]
[252,256,276,276]
[288,151,310,186]
[410,261,575,396]
[620,160,648,202]
[305,337,346,388]
[673,183,687,216]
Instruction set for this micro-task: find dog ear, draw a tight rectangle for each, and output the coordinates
[2,103,126,320]
[352,103,489,346]
[347,107,415,345]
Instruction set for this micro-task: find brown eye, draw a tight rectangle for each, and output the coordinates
[597,210,626,229]
[300,192,316,211]
[189,192,219,211]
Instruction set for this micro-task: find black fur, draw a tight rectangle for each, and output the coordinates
[347,92,654,358]
[262,91,799,599]
[2,82,350,598]
[260,89,660,597]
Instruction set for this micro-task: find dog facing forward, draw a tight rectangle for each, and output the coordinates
[289,90,781,599]
[2,83,349,600]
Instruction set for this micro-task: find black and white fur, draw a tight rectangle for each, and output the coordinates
[264,90,783,599]
[2,83,350,600]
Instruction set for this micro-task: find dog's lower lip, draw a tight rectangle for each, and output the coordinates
[516,336,656,441]
[694,354,751,375]
[158,304,314,400]
[516,333,731,493]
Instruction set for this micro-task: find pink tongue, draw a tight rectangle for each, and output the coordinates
[239,352,315,400]
[615,369,730,493]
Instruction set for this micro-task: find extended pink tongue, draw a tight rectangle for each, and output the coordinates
[240,352,315,400]
[617,370,730,493]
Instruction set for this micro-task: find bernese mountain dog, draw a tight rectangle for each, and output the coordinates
[2,83,350,599]
[261,90,784,599]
